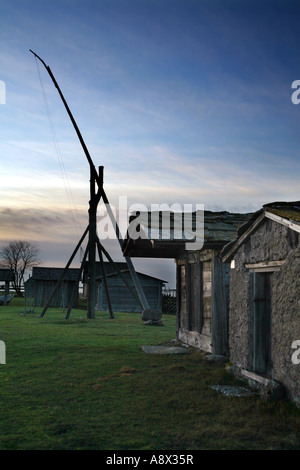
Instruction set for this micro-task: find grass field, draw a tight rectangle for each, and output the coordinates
[0,297,300,450]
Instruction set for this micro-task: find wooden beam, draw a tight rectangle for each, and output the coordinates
[265,211,300,233]
[100,187,150,311]
[65,242,89,319]
[175,262,181,336]
[96,239,114,319]
[245,260,286,272]
[211,257,228,356]
[222,212,265,262]
[96,238,143,308]
[87,170,98,320]
[241,369,270,386]
[40,226,89,317]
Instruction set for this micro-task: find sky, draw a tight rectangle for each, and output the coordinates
[1,0,300,288]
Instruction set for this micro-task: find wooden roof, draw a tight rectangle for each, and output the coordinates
[96,269,167,284]
[0,269,14,282]
[123,210,251,258]
[31,267,80,281]
[82,261,128,282]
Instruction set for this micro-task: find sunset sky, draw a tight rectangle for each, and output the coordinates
[1,0,300,287]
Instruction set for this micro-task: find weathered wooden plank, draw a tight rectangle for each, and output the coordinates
[211,257,229,355]
[246,260,285,269]
[252,272,272,375]
[178,328,211,352]
[202,271,212,282]
[201,318,211,335]
[176,262,181,334]
[189,261,203,333]
[185,258,192,330]
[265,210,300,234]
[203,281,212,293]
[202,298,211,317]
[199,249,215,262]
[186,252,198,264]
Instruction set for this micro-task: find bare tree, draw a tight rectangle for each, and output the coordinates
[0,241,41,296]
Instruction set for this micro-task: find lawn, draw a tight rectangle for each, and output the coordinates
[0,297,300,450]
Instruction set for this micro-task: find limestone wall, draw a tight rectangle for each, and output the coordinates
[229,218,300,406]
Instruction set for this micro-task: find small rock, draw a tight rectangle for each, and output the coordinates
[142,345,189,355]
[142,309,162,321]
[205,354,229,364]
[143,319,164,326]
[210,385,256,397]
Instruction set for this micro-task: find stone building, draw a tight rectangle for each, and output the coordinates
[222,201,300,406]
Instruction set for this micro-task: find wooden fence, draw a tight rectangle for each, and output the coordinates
[162,288,176,315]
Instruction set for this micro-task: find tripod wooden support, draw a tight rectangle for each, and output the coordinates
[31,50,151,320]
[40,163,150,319]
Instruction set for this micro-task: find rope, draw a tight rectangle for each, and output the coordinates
[34,57,84,245]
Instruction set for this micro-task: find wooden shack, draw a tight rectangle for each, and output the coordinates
[25,267,81,308]
[222,201,300,406]
[123,210,251,354]
[0,269,14,305]
[82,261,128,298]
[97,269,167,313]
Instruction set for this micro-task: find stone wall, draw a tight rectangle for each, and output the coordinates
[229,218,300,406]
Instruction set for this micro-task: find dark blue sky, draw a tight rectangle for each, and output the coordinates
[1,0,300,284]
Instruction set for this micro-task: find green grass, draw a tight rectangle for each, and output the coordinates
[0,297,300,450]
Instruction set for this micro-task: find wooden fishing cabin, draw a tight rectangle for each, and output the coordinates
[123,209,251,354]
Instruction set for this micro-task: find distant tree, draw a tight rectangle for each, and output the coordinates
[0,240,41,297]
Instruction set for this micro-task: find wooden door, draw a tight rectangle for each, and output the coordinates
[252,272,272,376]
[188,262,203,333]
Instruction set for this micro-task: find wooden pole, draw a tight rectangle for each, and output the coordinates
[4,281,9,306]
[96,237,143,308]
[87,169,98,319]
[65,241,89,319]
[30,51,151,317]
[87,166,103,319]
[30,50,100,188]
[96,239,114,319]
[40,226,89,317]
[101,187,150,311]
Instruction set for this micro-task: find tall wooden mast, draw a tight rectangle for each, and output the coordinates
[30,50,150,319]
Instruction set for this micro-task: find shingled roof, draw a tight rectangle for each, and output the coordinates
[123,210,252,258]
[201,210,252,244]
[31,267,80,282]
[0,269,14,282]
[82,261,128,283]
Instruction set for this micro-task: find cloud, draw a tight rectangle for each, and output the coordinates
[0,207,87,244]
[99,144,300,212]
